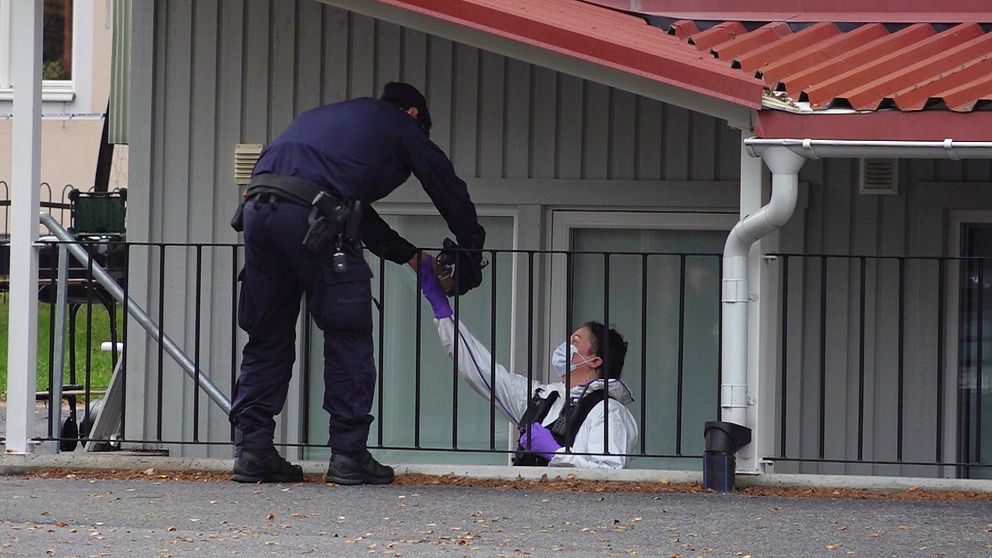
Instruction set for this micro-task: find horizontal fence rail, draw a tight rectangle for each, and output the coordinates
[771,253,991,477]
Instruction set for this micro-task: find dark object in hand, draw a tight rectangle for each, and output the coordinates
[436,237,483,296]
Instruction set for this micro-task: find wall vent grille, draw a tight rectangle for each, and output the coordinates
[234,144,264,186]
[859,158,898,195]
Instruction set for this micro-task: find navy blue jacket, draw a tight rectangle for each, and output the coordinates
[253,97,485,264]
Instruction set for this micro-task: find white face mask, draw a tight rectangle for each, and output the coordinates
[551,342,594,377]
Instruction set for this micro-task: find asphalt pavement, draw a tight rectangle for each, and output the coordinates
[1,474,990,557]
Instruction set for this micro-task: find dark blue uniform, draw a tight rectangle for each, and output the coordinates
[231,97,485,457]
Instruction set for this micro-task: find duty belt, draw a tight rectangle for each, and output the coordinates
[246,174,339,207]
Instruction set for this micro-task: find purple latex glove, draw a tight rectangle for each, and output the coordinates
[419,254,452,319]
[518,422,562,461]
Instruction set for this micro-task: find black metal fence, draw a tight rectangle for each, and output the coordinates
[19,240,725,467]
[772,253,991,477]
[11,237,991,476]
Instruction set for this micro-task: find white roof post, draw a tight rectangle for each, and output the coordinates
[4,0,42,455]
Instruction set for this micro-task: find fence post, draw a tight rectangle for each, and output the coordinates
[4,0,43,455]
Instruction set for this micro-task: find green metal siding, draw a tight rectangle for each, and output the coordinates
[109,0,130,144]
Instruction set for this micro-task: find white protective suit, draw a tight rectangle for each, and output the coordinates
[436,317,639,469]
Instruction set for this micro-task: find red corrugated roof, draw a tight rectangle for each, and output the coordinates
[662,19,992,113]
[370,0,764,109]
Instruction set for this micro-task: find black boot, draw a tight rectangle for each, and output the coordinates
[324,450,395,485]
[232,447,304,483]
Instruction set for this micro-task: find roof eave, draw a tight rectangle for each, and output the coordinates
[318,0,761,128]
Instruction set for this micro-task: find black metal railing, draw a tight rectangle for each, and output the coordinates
[771,253,992,477]
[19,240,725,467]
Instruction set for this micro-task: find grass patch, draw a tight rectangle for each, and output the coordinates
[0,293,122,398]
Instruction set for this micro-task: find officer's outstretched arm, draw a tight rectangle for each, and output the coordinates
[435,318,539,424]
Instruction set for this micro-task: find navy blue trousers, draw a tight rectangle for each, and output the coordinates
[230,199,376,457]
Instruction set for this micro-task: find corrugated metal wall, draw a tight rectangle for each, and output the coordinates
[776,158,992,476]
[125,0,741,456]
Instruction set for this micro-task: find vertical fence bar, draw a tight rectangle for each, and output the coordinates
[489,249,497,451]
[936,258,945,463]
[897,258,905,461]
[230,246,238,441]
[780,255,789,458]
[858,256,866,461]
[640,254,648,455]
[452,254,461,450]
[602,253,610,455]
[818,255,827,461]
[526,251,535,455]
[414,250,423,449]
[193,245,202,442]
[83,248,94,436]
[377,256,385,446]
[301,301,311,447]
[121,242,130,442]
[45,246,57,442]
[564,251,574,453]
[676,254,686,456]
[976,258,984,465]
[157,245,166,441]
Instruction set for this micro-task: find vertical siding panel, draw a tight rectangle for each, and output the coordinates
[964,158,992,182]
[582,82,609,180]
[375,20,401,94]
[663,104,689,180]
[321,6,348,104]
[716,122,740,182]
[798,160,825,472]
[161,0,194,446]
[504,58,531,179]
[269,0,296,136]
[636,97,662,181]
[610,89,636,180]
[872,188,907,476]
[402,27,427,86]
[529,66,556,179]
[242,0,270,142]
[349,13,375,98]
[822,160,853,475]
[556,74,583,179]
[189,0,220,453]
[295,0,323,113]
[846,174,879,476]
[451,43,478,177]
[477,51,504,179]
[689,112,715,181]
[425,35,452,154]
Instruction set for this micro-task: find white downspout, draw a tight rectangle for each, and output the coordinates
[721,146,805,428]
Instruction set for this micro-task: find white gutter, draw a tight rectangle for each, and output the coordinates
[723,136,992,438]
[745,138,992,160]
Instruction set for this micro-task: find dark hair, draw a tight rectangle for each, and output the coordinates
[380,81,432,134]
[582,321,628,380]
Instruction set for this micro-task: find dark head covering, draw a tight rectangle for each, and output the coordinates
[380,81,432,135]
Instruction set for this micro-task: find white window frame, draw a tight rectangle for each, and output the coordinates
[0,0,94,105]
[545,210,738,370]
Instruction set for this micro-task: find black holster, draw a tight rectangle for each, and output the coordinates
[302,191,350,254]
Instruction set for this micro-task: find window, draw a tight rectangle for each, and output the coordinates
[0,0,89,102]
[43,0,72,81]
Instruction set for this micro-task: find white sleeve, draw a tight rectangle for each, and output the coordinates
[548,402,639,469]
[436,317,540,424]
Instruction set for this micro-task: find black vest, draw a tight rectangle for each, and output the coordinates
[512,388,611,466]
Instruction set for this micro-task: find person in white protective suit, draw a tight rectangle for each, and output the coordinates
[416,255,639,469]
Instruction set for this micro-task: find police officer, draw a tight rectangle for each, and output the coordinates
[230,82,486,484]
